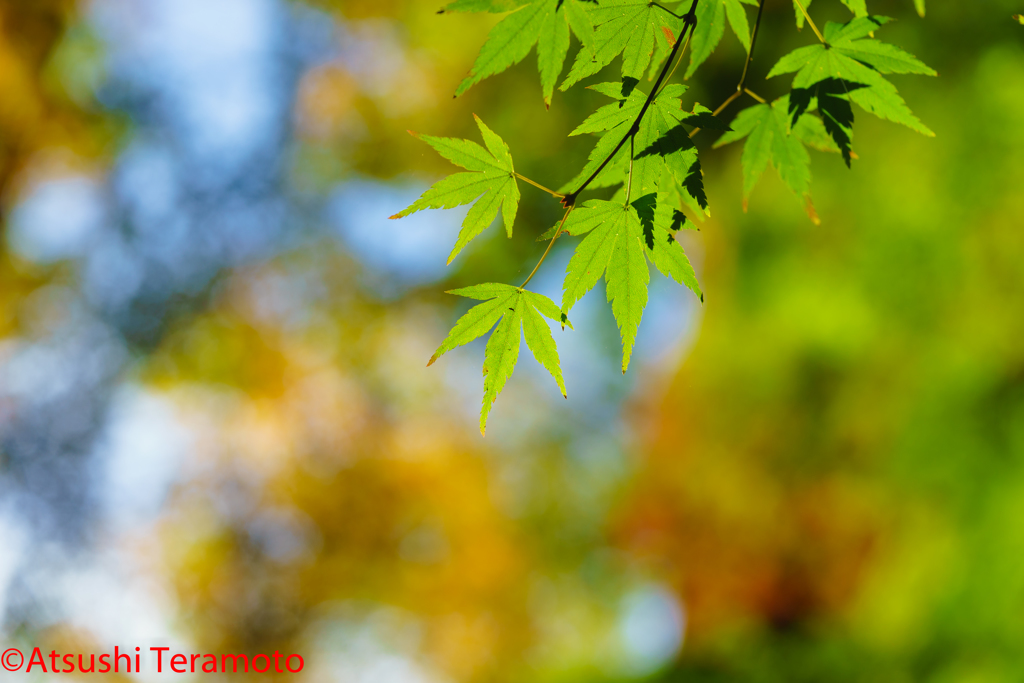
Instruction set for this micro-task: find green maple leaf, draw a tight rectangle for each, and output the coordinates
[713,94,842,222]
[428,284,569,434]
[391,115,520,264]
[559,82,724,218]
[686,0,759,79]
[560,200,648,372]
[767,15,937,147]
[559,194,702,372]
[632,193,702,300]
[560,0,683,91]
[450,0,595,105]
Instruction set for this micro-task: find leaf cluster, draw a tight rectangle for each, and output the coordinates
[392,0,936,433]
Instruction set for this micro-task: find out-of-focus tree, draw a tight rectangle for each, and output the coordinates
[0,0,107,337]
[0,0,101,193]
[142,249,640,682]
[613,4,1024,679]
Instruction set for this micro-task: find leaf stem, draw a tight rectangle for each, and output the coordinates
[520,0,700,294]
[712,91,743,117]
[690,0,766,138]
[792,0,826,44]
[744,88,767,103]
[738,0,767,87]
[521,206,574,288]
[560,0,701,209]
[515,172,564,198]
[651,2,684,19]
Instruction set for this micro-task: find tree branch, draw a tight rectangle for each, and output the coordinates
[560,0,701,209]
[739,0,768,88]
[651,2,685,19]
[656,12,699,97]
[521,0,702,292]
[690,0,766,138]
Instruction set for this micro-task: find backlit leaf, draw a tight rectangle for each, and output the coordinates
[686,0,758,79]
[391,116,520,263]
[560,0,682,90]
[767,16,936,137]
[453,0,595,104]
[429,284,569,433]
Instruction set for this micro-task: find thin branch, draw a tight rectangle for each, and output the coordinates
[521,206,574,288]
[561,0,701,209]
[521,0,701,293]
[712,91,743,117]
[651,2,684,19]
[792,0,826,44]
[689,0,766,138]
[739,0,768,86]
[656,15,698,97]
[516,172,564,198]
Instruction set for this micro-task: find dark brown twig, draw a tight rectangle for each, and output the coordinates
[560,0,701,209]
[690,0,767,138]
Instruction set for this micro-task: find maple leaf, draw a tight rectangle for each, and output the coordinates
[391,115,520,264]
[632,193,702,299]
[449,0,596,105]
[714,94,843,221]
[559,200,648,372]
[559,81,726,218]
[560,0,684,91]
[767,15,937,151]
[428,284,569,434]
[686,0,759,79]
[558,192,701,373]
[793,0,812,29]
